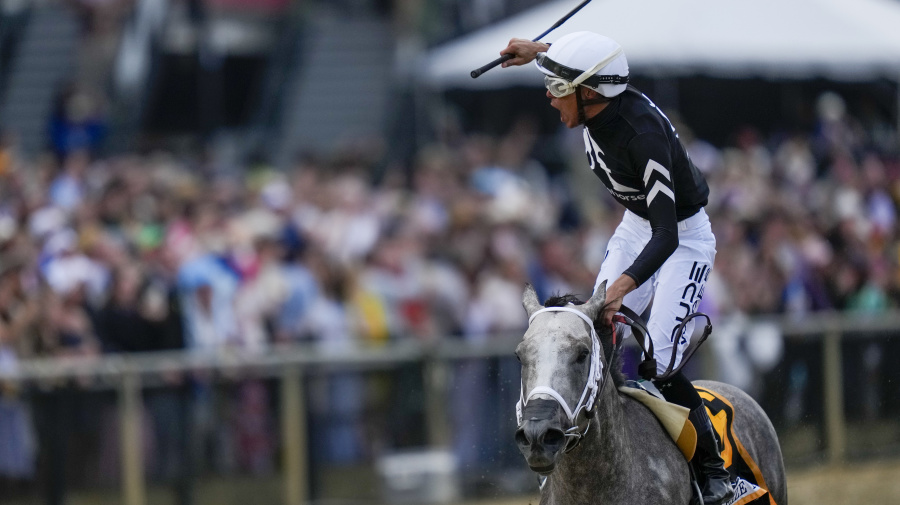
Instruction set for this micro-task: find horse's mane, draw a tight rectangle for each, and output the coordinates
[543,294,626,388]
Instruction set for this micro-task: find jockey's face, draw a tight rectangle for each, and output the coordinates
[547,88,580,128]
[547,87,608,128]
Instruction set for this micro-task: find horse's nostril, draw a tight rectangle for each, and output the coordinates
[543,428,565,449]
[515,428,530,447]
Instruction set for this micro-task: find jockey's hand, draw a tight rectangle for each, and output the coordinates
[602,274,637,325]
[500,39,551,67]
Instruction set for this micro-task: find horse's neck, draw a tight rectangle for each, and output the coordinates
[545,384,639,504]
[544,383,692,505]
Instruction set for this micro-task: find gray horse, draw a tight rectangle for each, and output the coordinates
[514,283,787,505]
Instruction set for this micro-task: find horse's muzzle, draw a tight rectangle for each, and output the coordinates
[515,399,566,474]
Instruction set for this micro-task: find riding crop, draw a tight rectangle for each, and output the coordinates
[470,0,594,78]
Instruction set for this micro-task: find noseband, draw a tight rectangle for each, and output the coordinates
[516,306,610,453]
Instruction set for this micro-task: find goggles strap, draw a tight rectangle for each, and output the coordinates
[536,48,628,89]
[572,47,623,87]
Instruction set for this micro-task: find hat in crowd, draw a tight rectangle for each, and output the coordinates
[260,178,293,211]
[28,206,67,239]
[536,31,629,98]
[0,214,16,244]
[42,228,78,257]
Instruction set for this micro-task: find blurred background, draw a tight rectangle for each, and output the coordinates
[0,0,899,504]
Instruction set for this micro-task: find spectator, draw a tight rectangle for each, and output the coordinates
[48,83,108,159]
[0,254,39,484]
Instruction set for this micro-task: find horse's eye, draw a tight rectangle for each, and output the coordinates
[575,348,590,364]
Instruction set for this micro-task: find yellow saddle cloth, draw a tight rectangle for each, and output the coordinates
[620,384,776,505]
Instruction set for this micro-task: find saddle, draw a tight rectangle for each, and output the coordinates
[622,381,775,505]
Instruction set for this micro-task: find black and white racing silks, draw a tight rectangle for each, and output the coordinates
[582,84,709,287]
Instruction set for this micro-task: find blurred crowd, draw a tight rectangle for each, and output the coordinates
[0,85,899,491]
[698,92,899,318]
[1,0,897,503]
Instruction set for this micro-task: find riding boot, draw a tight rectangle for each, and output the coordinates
[688,406,734,505]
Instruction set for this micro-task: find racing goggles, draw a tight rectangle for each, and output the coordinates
[539,47,628,98]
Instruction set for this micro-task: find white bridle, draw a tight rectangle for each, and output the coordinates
[516,306,605,447]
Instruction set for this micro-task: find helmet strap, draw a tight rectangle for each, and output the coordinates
[576,87,586,125]
[576,88,612,125]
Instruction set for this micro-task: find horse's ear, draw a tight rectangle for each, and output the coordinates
[522,283,542,319]
[578,280,607,322]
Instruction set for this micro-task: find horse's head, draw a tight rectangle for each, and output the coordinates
[514,282,609,475]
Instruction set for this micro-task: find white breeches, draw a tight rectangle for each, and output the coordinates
[594,209,717,376]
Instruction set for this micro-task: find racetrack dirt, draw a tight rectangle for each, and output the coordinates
[785,460,900,504]
[453,459,900,505]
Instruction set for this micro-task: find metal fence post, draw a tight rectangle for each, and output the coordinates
[281,365,307,505]
[823,328,846,465]
[424,356,451,448]
[119,369,146,505]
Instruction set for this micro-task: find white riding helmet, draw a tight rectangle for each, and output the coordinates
[535,31,629,98]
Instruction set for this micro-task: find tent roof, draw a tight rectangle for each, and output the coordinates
[423,0,900,89]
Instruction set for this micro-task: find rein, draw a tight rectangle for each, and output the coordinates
[616,306,713,382]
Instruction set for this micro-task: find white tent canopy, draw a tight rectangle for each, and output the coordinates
[423,0,900,89]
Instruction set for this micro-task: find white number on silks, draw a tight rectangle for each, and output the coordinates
[583,129,640,195]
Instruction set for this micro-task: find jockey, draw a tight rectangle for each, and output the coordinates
[500,32,733,505]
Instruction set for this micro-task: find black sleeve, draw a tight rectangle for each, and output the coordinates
[622,133,679,287]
